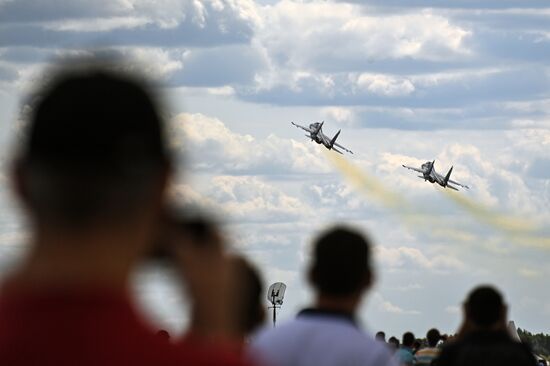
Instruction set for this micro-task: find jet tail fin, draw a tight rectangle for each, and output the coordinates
[315,121,324,133]
[444,166,453,185]
[428,160,435,174]
[330,130,341,148]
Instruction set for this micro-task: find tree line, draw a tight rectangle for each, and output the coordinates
[518,328,550,358]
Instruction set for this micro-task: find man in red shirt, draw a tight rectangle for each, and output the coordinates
[0,63,245,365]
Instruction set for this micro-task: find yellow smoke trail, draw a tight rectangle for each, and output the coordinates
[324,150,550,249]
[323,150,404,209]
[438,185,550,249]
[324,151,472,243]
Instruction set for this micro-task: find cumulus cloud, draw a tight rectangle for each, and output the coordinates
[356,73,415,97]
[390,283,424,291]
[527,158,550,180]
[376,246,466,273]
[169,112,331,175]
[0,0,258,49]
[445,305,460,314]
[0,0,261,29]
[170,177,313,224]
[169,44,267,87]
[321,107,355,126]
[517,268,542,278]
[255,2,470,70]
[373,293,421,315]
[238,1,479,106]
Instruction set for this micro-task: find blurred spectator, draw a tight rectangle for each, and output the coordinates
[413,339,422,354]
[434,285,536,366]
[439,334,448,347]
[249,226,397,366]
[396,332,416,365]
[232,256,265,341]
[0,64,245,365]
[388,337,400,353]
[415,328,441,365]
[376,331,387,343]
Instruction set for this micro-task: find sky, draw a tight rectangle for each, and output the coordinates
[0,0,549,338]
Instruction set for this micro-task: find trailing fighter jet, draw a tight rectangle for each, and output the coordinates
[291,121,353,154]
[402,160,470,191]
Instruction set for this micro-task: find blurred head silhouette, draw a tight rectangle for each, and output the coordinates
[233,256,264,338]
[426,328,440,347]
[308,226,373,312]
[402,332,415,348]
[15,63,169,225]
[11,60,172,285]
[463,285,507,331]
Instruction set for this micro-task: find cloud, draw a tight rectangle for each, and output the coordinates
[376,246,466,273]
[255,2,470,70]
[239,67,550,112]
[527,158,550,179]
[0,0,258,48]
[373,293,421,315]
[337,0,550,10]
[445,305,460,314]
[0,0,261,29]
[321,107,355,126]
[0,64,19,82]
[390,283,424,292]
[169,44,267,87]
[0,0,135,22]
[517,268,542,278]
[356,73,415,97]
[170,176,313,224]
[169,112,330,175]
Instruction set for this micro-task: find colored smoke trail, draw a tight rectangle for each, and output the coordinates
[440,188,536,234]
[324,150,470,242]
[324,150,550,249]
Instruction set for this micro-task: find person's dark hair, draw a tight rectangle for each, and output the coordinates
[402,332,415,347]
[15,65,169,226]
[234,256,264,335]
[426,328,440,347]
[309,226,372,296]
[465,285,505,327]
[375,331,386,342]
[388,336,400,348]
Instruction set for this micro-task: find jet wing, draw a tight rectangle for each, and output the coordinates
[402,165,425,174]
[291,122,314,133]
[333,142,353,154]
[448,179,470,189]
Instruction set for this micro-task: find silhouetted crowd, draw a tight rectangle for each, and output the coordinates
[0,61,543,366]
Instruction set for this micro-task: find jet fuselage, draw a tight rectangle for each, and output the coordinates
[308,123,324,144]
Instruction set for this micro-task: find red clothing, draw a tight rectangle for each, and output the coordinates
[0,283,246,366]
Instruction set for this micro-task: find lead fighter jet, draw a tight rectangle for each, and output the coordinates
[291,121,353,154]
[402,160,469,191]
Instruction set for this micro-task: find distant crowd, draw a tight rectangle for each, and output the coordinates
[0,60,543,366]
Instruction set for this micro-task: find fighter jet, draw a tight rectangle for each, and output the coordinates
[402,160,470,191]
[291,121,353,154]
